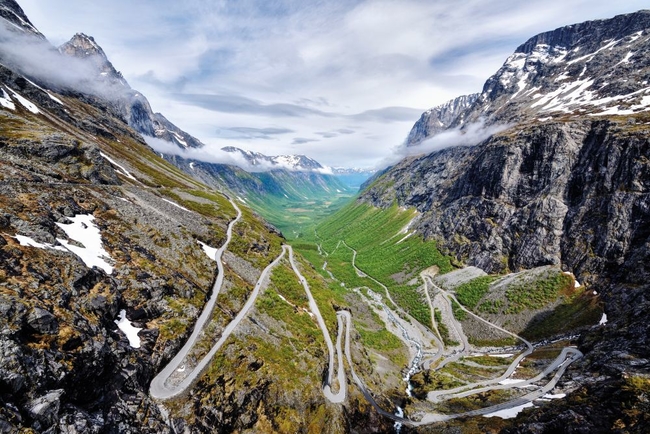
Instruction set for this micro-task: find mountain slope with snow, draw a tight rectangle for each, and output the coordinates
[354,10,650,433]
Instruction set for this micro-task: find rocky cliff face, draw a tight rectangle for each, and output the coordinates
[406,93,479,146]
[0,5,394,433]
[362,11,650,433]
[57,33,204,150]
[0,0,41,37]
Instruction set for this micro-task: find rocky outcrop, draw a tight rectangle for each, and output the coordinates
[363,118,650,282]
[361,10,650,433]
[406,93,479,146]
[0,0,42,37]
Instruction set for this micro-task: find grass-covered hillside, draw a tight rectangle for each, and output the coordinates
[294,201,453,326]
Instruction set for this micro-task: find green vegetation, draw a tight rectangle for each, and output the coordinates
[438,389,516,414]
[450,298,467,320]
[478,299,503,314]
[521,287,602,340]
[293,202,453,327]
[410,370,465,394]
[390,284,431,326]
[505,271,573,313]
[229,206,284,269]
[455,276,497,309]
[463,355,512,367]
[357,327,404,352]
[434,308,459,347]
[243,174,354,238]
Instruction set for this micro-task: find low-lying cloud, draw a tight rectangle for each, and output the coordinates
[379,119,510,168]
[216,126,294,140]
[0,23,129,101]
[144,135,331,173]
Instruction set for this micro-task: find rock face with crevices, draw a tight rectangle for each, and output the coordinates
[361,10,650,433]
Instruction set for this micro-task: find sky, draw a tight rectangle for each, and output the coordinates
[17,0,650,169]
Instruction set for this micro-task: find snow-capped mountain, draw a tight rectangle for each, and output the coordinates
[408,10,650,145]
[58,33,129,88]
[406,93,479,146]
[57,33,205,149]
[0,0,41,37]
[221,146,329,172]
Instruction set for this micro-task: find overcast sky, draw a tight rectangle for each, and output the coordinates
[18,0,649,169]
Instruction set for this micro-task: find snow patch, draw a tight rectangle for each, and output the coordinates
[483,402,534,419]
[114,310,142,348]
[7,88,39,113]
[100,152,136,180]
[56,214,114,274]
[198,240,218,261]
[161,198,190,212]
[14,234,66,252]
[0,88,15,110]
[490,353,514,358]
[599,313,608,325]
[47,92,64,105]
[543,393,566,399]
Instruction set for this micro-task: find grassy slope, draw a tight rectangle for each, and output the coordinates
[244,176,354,238]
[294,201,452,326]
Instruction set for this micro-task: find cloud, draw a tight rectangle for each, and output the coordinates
[315,131,338,138]
[17,0,650,169]
[380,119,511,168]
[145,135,332,173]
[173,92,334,117]
[350,106,425,123]
[216,126,294,140]
[0,23,129,100]
[292,137,320,145]
[144,135,279,172]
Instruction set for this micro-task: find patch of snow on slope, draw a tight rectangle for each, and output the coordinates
[628,31,643,43]
[47,92,64,105]
[0,88,15,110]
[100,152,136,180]
[198,240,218,261]
[483,402,534,419]
[161,198,190,212]
[14,234,66,251]
[7,88,39,114]
[599,313,608,325]
[567,38,620,65]
[617,51,635,65]
[55,214,114,274]
[171,131,188,148]
[114,310,142,348]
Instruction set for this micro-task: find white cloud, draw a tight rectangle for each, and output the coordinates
[17,0,650,168]
[377,119,511,169]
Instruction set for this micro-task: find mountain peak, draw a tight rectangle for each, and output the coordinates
[221,146,327,172]
[407,9,650,145]
[60,33,107,59]
[59,33,128,86]
[0,0,42,37]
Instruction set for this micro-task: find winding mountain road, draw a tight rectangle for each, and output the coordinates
[317,236,582,426]
[287,245,346,403]
[150,199,242,399]
[151,215,582,426]
[150,226,347,403]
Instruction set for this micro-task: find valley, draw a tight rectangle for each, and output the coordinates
[0,2,649,433]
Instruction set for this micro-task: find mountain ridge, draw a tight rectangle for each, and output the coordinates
[356,10,650,432]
